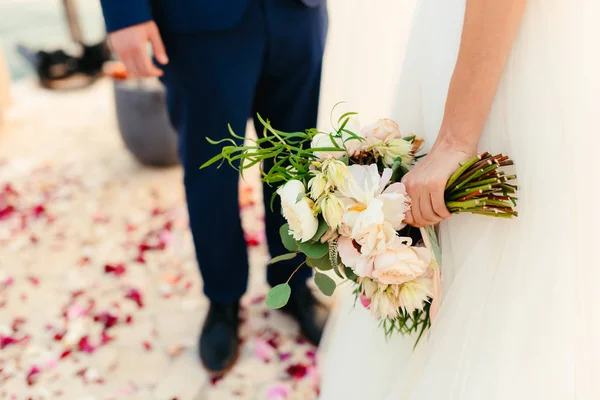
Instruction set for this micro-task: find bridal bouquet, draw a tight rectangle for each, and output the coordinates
[201,111,518,342]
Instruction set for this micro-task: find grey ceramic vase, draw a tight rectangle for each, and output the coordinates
[113,79,179,167]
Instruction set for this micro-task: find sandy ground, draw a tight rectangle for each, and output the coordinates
[0,79,320,400]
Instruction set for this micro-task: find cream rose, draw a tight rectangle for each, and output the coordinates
[277,180,319,242]
[372,241,432,285]
[362,118,402,142]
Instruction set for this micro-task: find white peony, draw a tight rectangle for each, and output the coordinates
[277,180,319,242]
[337,236,374,278]
[338,164,411,239]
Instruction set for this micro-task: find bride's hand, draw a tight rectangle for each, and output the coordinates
[402,139,476,228]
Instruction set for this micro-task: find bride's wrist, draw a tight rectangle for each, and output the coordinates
[434,127,478,155]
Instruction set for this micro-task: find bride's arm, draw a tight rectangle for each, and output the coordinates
[403,0,527,228]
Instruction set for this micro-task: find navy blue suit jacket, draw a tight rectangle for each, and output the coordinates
[100,0,325,33]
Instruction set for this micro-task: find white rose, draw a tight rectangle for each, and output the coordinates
[277,180,319,242]
[362,118,402,142]
[372,240,432,285]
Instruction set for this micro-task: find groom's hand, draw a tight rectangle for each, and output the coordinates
[108,21,169,78]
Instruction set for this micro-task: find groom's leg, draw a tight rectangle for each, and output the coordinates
[253,0,328,289]
[160,8,265,304]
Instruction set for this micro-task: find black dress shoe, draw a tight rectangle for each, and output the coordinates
[281,285,328,346]
[199,301,240,374]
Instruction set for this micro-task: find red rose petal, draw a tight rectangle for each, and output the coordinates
[31,205,45,218]
[60,350,72,359]
[125,289,144,308]
[94,312,118,329]
[0,205,15,221]
[77,336,96,354]
[100,331,114,345]
[104,264,126,277]
[142,341,152,351]
[26,365,40,386]
[125,315,133,324]
[285,364,308,380]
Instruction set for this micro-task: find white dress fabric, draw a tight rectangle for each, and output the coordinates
[319,0,600,399]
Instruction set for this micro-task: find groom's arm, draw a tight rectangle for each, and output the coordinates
[100,0,152,33]
[100,0,168,78]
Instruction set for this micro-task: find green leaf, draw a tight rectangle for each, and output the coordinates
[279,224,299,252]
[338,111,358,123]
[298,241,329,259]
[344,266,357,281]
[309,219,329,242]
[266,284,291,309]
[306,254,333,271]
[269,253,298,264]
[314,272,336,297]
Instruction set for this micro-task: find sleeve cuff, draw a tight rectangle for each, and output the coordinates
[100,0,153,33]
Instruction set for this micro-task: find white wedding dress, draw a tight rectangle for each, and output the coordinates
[319,0,600,399]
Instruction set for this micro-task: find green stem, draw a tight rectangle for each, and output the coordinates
[445,154,482,190]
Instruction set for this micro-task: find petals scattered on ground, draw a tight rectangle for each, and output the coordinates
[0,80,319,399]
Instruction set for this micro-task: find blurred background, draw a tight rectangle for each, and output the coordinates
[0,1,321,399]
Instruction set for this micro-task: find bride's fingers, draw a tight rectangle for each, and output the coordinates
[419,192,440,226]
[404,209,415,226]
[408,193,425,228]
[431,189,451,219]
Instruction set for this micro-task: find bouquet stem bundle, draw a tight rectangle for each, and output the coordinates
[445,152,517,218]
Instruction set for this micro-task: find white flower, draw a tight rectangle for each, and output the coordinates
[310,117,365,159]
[323,159,351,191]
[361,278,401,319]
[398,276,432,313]
[277,180,319,242]
[322,194,345,230]
[337,236,373,278]
[344,199,397,257]
[338,164,411,234]
[378,138,414,167]
[308,173,328,200]
[372,239,432,285]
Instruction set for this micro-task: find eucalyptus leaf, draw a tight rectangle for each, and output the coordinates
[344,266,357,281]
[310,219,329,242]
[298,241,329,259]
[279,224,299,252]
[307,254,333,271]
[314,272,336,297]
[269,253,298,264]
[266,284,291,309]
